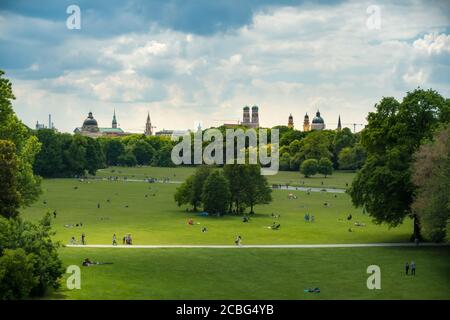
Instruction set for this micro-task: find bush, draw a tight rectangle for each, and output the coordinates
[0,248,37,300]
[0,213,64,298]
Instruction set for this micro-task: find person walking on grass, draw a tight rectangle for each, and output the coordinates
[405,261,409,275]
[112,234,117,246]
[411,261,416,276]
[235,235,242,246]
[81,233,86,245]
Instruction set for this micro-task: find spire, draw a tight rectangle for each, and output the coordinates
[112,109,117,128]
[337,115,342,131]
[145,111,153,136]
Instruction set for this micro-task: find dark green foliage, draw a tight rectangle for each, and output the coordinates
[117,152,137,167]
[349,89,450,238]
[338,144,366,170]
[300,159,318,177]
[0,140,20,218]
[0,213,64,299]
[202,171,231,215]
[318,157,333,178]
[0,248,37,300]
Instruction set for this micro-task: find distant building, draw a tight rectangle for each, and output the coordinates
[311,110,325,131]
[303,113,310,132]
[155,129,190,138]
[144,112,153,136]
[337,115,342,131]
[35,114,55,130]
[224,105,260,129]
[288,114,294,129]
[74,111,126,138]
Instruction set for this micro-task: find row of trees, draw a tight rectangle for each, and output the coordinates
[0,70,63,299]
[174,164,272,215]
[277,127,366,172]
[33,130,178,177]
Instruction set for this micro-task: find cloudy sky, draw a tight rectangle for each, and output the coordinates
[1,0,449,133]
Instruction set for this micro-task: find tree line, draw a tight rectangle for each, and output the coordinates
[33,130,177,177]
[174,164,272,215]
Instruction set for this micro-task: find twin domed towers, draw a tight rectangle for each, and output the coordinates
[241,105,259,128]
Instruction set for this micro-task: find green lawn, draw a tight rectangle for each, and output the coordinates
[93,166,356,189]
[53,246,450,300]
[22,178,412,245]
[20,168,448,300]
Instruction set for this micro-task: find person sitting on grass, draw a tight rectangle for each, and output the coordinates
[242,216,250,223]
[188,218,194,225]
[201,227,208,233]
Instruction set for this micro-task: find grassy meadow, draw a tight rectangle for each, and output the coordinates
[19,166,449,299]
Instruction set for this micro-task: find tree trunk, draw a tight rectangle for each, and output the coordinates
[412,214,422,241]
[250,203,254,215]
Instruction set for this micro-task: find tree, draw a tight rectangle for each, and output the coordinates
[318,157,333,178]
[338,144,366,170]
[349,89,450,239]
[411,126,450,242]
[202,171,231,215]
[33,129,63,177]
[0,248,37,300]
[0,70,41,206]
[223,164,248,213]
[300,159,318,178]
[332,127,356,167]
[102,138,125,166]
[173,166,212,211]
[0,213,64,298]
[85,137,105,175]
[133,140,155,165]
[243,165,272,214]
[117,152,137,167]
[62,134,87,176]
[0,140,20,218]
[174,176,195,207]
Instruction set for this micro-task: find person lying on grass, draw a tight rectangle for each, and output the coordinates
[82,258,113,267]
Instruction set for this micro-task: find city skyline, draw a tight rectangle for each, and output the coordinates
[1,0,449,133]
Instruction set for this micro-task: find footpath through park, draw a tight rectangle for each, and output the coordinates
[66,243,449,249]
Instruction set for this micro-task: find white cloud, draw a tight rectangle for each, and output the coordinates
[5,0,450,133]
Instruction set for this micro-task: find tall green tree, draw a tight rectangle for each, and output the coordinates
[243,165,272,214]
[223,164,248,213]
[0,140,20,218]
[202,171,231,215]
[0,70,41,206]
[300,159,318,178]
[318,157,333,178]
[411,126,450,242]
[349,89,450,239]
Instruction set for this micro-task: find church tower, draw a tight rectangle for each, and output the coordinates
[112,109,117,128]
[251,105,259,127]
[337,115,342,131]
[288,114,294,129]
[145,112,153,136]
[303,113,310,132]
